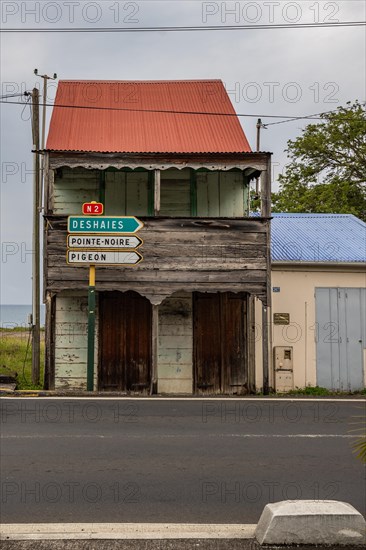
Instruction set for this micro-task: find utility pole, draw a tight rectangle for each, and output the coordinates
[34,69,57,209]
[31,70,57,387]
[31,87,40,385]
[255,118,263,196]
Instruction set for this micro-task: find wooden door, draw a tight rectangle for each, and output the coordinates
[99,291,152,392]
[193,292,248,394]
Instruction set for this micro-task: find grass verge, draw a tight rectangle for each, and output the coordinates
[280,386,366,396]
[0,331,45,390]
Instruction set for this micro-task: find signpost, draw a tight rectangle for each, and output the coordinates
[82,202,104,215]
[67,235,143,249]
[67,205,144,391]
[67,250,142,265]
[68,216,143,234]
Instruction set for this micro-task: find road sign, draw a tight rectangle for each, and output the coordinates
[67,250,143,265]
[68,216,144,234]
[82,202,104,215]
[67,235,143,249]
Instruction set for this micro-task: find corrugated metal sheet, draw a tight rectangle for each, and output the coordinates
[270,213,366,263]
[46,80,251,154]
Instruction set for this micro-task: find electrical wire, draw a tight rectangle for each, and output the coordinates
[0,99,349,122]
[264,104,366,127]
[1,21,365,33]
[0,93,29,100]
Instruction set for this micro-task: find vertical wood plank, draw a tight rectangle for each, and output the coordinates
[151,304,159,394]
[248,294,256,392]
[99,171,106,205]
[154,169,161,216]
[190,169,197,216]
[44,291,56,390]
[43,152,49,213]
[48,169,55,213]
[260,158,271,218]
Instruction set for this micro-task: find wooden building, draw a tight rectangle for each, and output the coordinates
[43,79,272,394]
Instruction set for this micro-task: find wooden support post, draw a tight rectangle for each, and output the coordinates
[190,168,197,216]
[87,265,96,391]
[154,169,160,216]
[151,304,159,395]
[44,291,55,390]
[99,171,106,205]
[262,304,269,395]
[248,295,256,393]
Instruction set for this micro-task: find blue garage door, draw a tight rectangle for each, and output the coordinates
[316,288,366,391]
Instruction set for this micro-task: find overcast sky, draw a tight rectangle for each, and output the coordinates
[0,0,365,304]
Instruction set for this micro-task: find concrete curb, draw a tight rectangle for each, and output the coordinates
[1,523,256,541]
[2,501,366,546]
[255,500,366,546]
[1,390,365,399]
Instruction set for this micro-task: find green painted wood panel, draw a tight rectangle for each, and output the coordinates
[104,171,149,215]
[53,168,99,214]
[104,171,125,215]
[126,172,149,215]
[160,169,191,216]
[220,171,245,217]
[197,171,249,217]
[196,172,219,216]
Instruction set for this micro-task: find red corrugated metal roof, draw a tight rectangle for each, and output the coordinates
[46,80,252,154]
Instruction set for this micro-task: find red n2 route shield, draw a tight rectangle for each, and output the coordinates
[82,202,104,215]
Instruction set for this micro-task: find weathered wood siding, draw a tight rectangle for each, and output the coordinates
[54,291,98,390]
[158,293,193,394]
[46,217,269,304]
[52,168,99,214]
[160,169,191,216]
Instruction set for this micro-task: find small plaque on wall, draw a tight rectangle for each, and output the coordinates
[274,313,290,325]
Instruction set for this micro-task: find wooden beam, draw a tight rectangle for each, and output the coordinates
[154,169,160,216]
[262,303,269,395]
[99,171,106,205]
[151,304,159,394]
[248,294,256,393]
[260,156,271,218]
[44,292,56,390]
[190,168,197,216]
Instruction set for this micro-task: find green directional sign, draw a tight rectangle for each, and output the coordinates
[68,216,144,234]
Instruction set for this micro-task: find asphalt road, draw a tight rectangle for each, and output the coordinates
[0,398,365,524]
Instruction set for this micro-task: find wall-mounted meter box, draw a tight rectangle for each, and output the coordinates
[274,346,294,392]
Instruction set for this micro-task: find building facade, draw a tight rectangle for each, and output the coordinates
[43,79,272,394]
[264,214,366,392]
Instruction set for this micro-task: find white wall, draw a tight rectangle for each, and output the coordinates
[255,267,366,390]
[157,292,193,394]
[54,291,98,390]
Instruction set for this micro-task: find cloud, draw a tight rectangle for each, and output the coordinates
[1,0,365,303]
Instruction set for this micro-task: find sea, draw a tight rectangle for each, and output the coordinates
[0,305,46,329]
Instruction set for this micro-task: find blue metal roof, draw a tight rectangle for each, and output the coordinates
[269,214,366,263]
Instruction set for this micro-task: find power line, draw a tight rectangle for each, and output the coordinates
[0,93,29,99]
[0,99,345,122]
[265,104,365,127]
[1,21,365,33]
